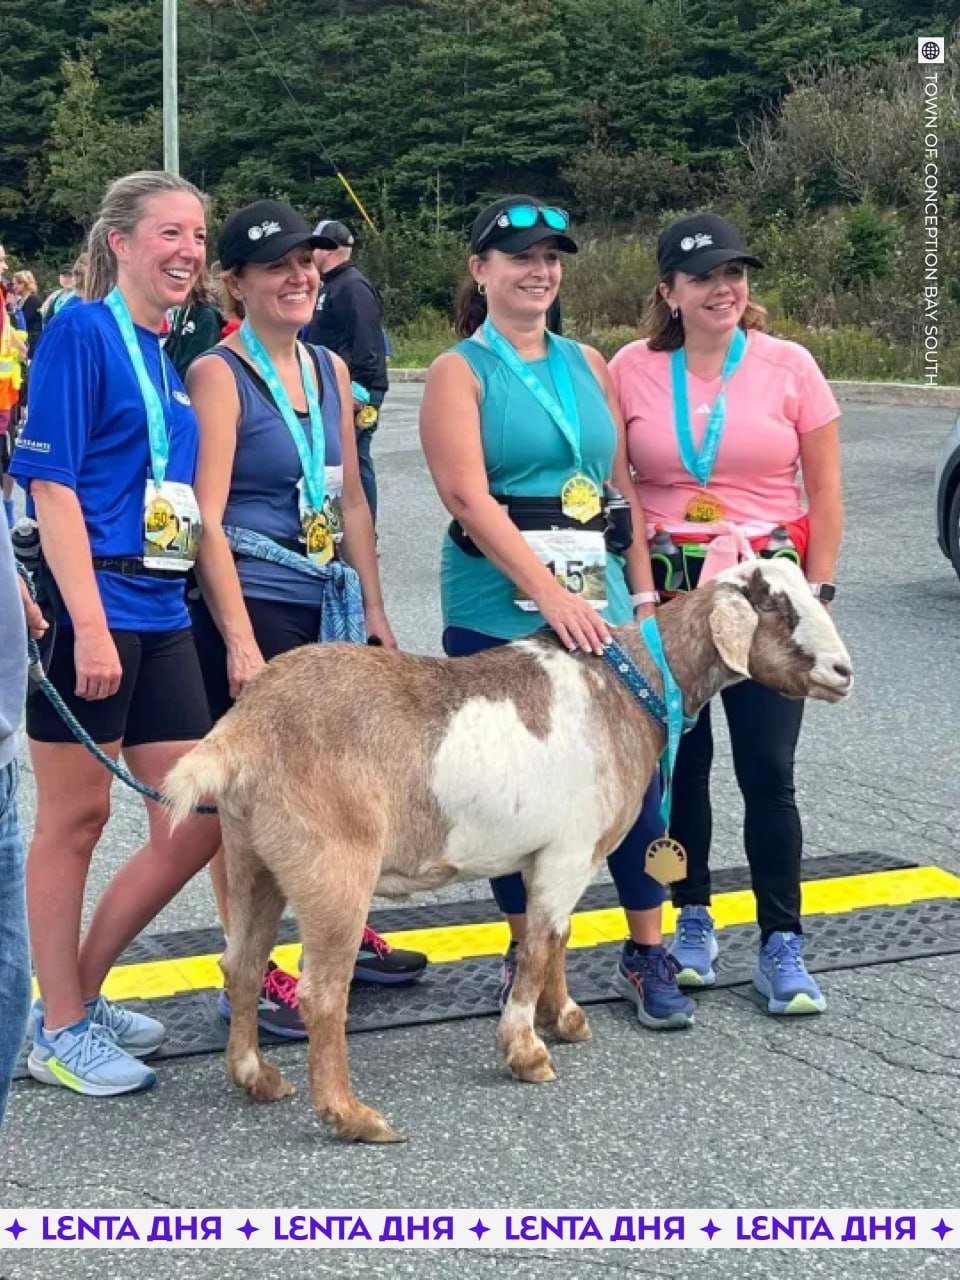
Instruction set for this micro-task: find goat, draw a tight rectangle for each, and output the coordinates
[166,558,853,1144]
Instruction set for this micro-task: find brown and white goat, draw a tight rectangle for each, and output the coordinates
[166,558,852,1144]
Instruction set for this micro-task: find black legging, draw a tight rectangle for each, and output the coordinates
[669,678,805,941]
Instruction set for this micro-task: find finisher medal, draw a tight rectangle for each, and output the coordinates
[561,472,602,524]
[684,489,726,524]
[302,511,334,565]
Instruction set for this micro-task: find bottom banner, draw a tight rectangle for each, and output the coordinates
[0,1209,957,1249]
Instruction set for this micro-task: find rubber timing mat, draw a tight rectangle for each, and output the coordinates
[14,852,960,1079]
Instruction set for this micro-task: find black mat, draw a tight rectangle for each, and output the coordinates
[14,853,960,1080]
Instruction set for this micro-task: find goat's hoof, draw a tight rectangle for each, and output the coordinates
[508,1046,556,1084]
[555,1003,592,1043]
[249,1063,296,1103]
[332,1105,407,1145]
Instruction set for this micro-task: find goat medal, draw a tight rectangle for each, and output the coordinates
[561,473,602,523]
[644,835,688,885]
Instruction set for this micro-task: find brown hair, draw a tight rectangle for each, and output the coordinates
[454,267,487,338]
[217,266,245,321]
[642,271,768,351]
[86,170,207,300]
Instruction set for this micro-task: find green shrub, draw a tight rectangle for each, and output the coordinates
[389,308,456,367]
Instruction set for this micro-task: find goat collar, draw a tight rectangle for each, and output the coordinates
[602,618,697,829]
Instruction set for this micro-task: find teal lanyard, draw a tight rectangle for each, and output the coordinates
[104,288,171,488]
[481,319,584,471]
[639,614,688,828]
[669,327,747,487]
[241,321,326,513]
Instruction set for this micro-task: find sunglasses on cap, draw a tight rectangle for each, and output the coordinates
[474,205,570,252]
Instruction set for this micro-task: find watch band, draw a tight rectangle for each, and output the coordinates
[630,590,661,607]
[809,582,837,603]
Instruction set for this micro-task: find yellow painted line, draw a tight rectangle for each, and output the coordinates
[77,865,960,1004]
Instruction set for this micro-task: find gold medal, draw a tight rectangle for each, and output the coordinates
[645,836,688,886]
[302,511,334,565]
[684,489,726,523]
[144,494,180,549]
[561,472,602,524]
[356,404,379,430]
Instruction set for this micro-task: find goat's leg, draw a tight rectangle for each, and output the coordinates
[536,923,592,1044]
[289,846,403,1144]
[220,821,293,1103]
[500,852,595,1079]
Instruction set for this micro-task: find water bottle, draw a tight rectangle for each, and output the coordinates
[11,517,42,575]
[603,486,634,554]
[761,524,801,564]
[650,525,684,592]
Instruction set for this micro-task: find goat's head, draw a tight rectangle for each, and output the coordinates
[708,559,853,702]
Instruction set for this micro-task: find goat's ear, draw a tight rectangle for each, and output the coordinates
[708,588,759,677]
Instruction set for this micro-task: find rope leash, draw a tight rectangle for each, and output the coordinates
[16,563,217,816]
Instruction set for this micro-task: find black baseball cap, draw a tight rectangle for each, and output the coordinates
[469,196,578,255]
[58,264,76,275]
[312,219,355,248]
[657,213,762,277]
[218,200,326,271]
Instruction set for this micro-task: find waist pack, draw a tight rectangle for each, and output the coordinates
[449,493,628,558]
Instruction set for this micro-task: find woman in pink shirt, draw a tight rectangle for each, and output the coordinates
[610,213,843,1016]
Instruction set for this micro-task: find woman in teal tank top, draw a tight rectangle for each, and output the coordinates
[420,196,695,1032]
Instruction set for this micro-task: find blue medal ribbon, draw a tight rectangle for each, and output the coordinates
[104,288,172,487]
[481,318,584,471]
[669,327,747,488]
[240,321,326,513]
[639,614,689,828]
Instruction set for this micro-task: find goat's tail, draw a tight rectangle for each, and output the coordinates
[164,724,242,830]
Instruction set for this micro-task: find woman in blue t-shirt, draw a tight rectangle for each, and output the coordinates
[419,196,694,1030]
[11,171,222,1097]
[187,200,427,1038]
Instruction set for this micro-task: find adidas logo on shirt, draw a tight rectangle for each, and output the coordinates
[695,402,712,414]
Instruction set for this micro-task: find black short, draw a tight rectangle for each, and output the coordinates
[27,626,213,747]
[191,594,321,723]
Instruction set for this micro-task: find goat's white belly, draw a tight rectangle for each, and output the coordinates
[430,651,610,880]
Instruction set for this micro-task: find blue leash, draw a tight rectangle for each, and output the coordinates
[16,563,216,816]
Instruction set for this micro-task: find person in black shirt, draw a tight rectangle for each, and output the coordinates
[307,221,387,523]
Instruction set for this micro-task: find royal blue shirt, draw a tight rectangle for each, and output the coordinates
[11,300,199,631]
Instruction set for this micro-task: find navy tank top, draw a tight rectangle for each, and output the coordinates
[211,344,342,607]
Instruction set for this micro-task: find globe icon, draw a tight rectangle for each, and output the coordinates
[922,41,941,60]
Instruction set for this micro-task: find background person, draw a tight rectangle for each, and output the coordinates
[610,212,844,1015]
[164,268,224,379]
[420,196,694,1030]
[306,220,388,524]
[10,271,43,355]
[0,526,47,1129]
[40,263,78,323]
[10,170,222,1096]
[188,200,426,1039]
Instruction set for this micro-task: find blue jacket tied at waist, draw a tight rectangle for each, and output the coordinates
[222,526,366,645]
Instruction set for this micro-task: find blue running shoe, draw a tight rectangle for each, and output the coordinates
[754,932,826,1015]
[27,1018,157,1096]
[668,905,719,987]
[615,943,696,1029]
[86,995,165,1057]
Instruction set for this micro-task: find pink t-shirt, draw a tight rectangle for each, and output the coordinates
[609,330,840,528]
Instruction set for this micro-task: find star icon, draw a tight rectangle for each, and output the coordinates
[700,1218,721,1240]
[932,1219,953,1242]
[237,1219,259,1240]
[5,1218,26,1241]
[469,1218,490,1240]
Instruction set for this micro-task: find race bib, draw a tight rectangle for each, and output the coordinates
[514,528,607,612]
[142,480,201,572]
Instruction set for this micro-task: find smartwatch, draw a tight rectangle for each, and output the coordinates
[809,582,836,603]
[630,591,661,608]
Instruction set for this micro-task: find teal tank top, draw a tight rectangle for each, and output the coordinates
[440,333,631,639]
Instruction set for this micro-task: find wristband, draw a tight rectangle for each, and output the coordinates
[630,590,660,607]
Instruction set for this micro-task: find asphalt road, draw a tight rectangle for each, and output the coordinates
[2,387,960,1279]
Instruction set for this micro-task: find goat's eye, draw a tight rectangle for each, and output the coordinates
[757,598,779,614]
